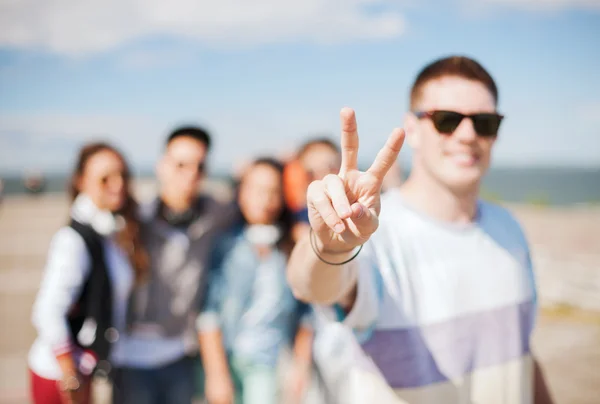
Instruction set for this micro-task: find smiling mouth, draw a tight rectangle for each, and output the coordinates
[447,152,480,167]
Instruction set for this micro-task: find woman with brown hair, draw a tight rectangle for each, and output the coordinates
[28,142,147,404]
[197,157,312,404]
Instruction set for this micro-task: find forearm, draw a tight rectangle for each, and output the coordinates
[198,330,230,380]
[292,326,313,368]
[287,234,358,306]
[56,352,78,378]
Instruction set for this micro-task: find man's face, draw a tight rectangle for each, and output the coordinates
[406,76,499,193]
[157,136,207,201]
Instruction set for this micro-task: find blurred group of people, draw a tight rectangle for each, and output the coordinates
[27,54,554,404]
[27,124,363,404]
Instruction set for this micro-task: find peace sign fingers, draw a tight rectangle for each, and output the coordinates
[304,108,406,253]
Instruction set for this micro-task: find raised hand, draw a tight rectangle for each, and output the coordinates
[307,107,405,253]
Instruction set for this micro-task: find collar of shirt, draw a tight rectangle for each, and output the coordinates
[70,193,123,236]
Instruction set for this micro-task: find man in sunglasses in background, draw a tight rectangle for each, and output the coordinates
[287,55,555,403]
[114,126,237,404]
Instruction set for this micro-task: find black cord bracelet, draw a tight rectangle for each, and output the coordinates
[309,228,363,266]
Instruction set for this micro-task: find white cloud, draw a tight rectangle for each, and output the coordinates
[475,0,600,11]
[0,113,155,140]
[116,47,198,69]
[0,110,329,173]
[0,112,169,172]
[0,0,405,56]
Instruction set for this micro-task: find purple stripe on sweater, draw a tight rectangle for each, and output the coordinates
[360,300,535,389]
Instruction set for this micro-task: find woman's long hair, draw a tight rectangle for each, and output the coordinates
[235,157,295,256]
[69,142,148,283]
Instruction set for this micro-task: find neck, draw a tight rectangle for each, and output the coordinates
[160,192,194,213]
[400,167,480,224]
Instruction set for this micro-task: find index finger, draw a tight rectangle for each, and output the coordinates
[339,107,359,177]
[367,128,405,181]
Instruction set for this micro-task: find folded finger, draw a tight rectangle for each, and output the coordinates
[348,202,378,234]
[307,181,345,234]
[322,174,351,220]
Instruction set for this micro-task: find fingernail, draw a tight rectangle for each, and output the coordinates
[334,223,345,233]
[339,207,351,217]
[355,204,364,219]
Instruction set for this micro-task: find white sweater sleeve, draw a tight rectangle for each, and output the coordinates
[31,227,91,355]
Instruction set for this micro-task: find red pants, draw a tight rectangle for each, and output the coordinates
[29,370,90,404]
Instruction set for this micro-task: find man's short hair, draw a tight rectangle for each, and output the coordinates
[297,137,340,159]
[410,55,498,109]
[166,126,212,150]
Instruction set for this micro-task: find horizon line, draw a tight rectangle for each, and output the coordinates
[1,164,599,178]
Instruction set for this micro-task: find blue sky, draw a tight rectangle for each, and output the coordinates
[0,0,599,175]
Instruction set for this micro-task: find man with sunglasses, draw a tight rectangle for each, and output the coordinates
[287,55,554,403]
[114,127,237,404]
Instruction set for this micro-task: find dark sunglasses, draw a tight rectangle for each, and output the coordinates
[414,110,504,137]
[177,161,205,173]
[171,159,205,173]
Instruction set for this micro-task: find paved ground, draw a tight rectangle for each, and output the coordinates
[1,193,599,403]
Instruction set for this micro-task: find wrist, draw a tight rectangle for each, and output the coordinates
[311,232,357,255]
[59,374,81,392]
[309,229,363,266]
[294,360,312,372]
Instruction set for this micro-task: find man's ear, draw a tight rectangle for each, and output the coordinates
[404,112,421,150]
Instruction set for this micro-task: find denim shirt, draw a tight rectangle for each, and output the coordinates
[196,225,299,367]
